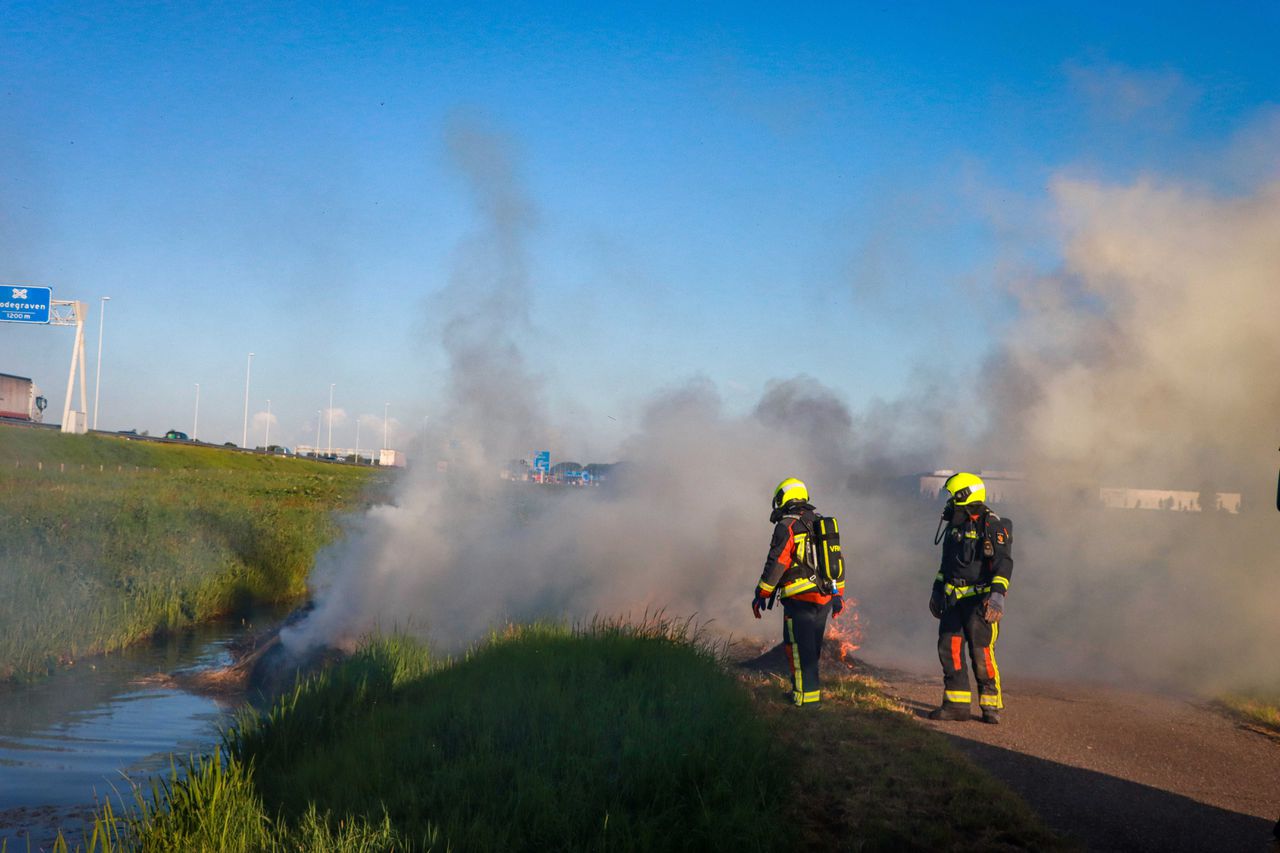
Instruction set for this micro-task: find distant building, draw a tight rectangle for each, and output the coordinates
[1098,487,1240,513]
[915,470,1027,504]
[502,458,531,480]
[913,468,1240,513]
[379,448,407,468]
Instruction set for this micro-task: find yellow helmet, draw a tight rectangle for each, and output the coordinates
[942,472,986,506]
[772,477,809,510]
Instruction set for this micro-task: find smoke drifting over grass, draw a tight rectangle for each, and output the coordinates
[285,119,1280,694]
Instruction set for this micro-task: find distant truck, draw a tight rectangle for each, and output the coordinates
[0,373,47,422]
[379,448,406,468]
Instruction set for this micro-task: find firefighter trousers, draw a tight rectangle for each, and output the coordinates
[782,599,831,706]
[937,597,1002,710]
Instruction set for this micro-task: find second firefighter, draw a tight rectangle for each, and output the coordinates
[752,477,845,707]
[928,472,1013,724]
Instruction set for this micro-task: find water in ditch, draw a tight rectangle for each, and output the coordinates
[0,613,279,849]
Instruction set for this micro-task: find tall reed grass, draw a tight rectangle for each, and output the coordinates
[0,429,381,678]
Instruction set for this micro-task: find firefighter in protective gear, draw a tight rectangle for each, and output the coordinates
[752,477,845,707]
[928,472,1013,724]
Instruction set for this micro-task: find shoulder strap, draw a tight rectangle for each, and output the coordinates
[783,509,813,528]
[981,507,999,535]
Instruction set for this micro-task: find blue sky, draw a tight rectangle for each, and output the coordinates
[1,2,1276,453]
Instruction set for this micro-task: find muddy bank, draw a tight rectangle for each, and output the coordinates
[149,605,345,702]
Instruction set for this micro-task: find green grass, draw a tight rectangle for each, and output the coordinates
[77,620,1066,853]
[83,619,787,852]
[0,427,384,678]
[745,672,1073,851]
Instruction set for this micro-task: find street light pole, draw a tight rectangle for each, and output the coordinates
[241,352,255,448]
[327,383,335,456]
[264,399,271,449]
[92,296,110,429]
[193,383,200,440]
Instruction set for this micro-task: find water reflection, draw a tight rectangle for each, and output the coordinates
[0,615,274,848]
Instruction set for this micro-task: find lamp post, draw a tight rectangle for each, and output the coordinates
[193,383,200,440]
[264,399,271,449]
[383,402,390,451]
[92,296,110,429]
[327,383,335,456]
[241,352,255,447]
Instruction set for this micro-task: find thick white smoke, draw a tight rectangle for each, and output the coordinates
[974,178,1280,691]
[285,123,1280,694]
[283,374,867,653]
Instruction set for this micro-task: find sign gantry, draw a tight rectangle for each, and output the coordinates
[0,286,89,433]
[51,300,89,433]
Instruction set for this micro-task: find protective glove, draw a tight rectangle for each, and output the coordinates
[981,591,1005,624]
[929,586,946,619]
[831,595,844,619]
[751,588,771,619]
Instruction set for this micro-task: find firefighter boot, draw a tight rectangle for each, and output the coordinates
[928,704,971,722]
[981,708,1001,725]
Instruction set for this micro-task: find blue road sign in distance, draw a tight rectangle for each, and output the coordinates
[1,286,52,324]
[534,451,550,473]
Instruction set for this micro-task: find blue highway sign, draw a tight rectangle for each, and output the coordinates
[1,286,52,324]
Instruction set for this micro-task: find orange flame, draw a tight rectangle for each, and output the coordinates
[827,597,863,662]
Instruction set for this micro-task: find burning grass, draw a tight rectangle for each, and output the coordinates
[827,598,864,662]
[0,428,381,679]
[1219,693,1280,737]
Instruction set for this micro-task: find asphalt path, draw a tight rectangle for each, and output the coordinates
[874,663,1280,852]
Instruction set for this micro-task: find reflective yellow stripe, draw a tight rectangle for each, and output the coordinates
[991,576,1009,591]
[989,622,1003,709]
[786,618,802,695]
[757,580,776,593]
[944,582,990,599]
[800,690,821,704]
[833,581,846,594]
[944,690,971,703]
[979,694,1001,707]
[782,577,819,596]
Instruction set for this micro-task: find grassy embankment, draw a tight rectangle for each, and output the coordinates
[79,619,1067,852]
[0,427,382,679]
[1220,694,1280,736]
